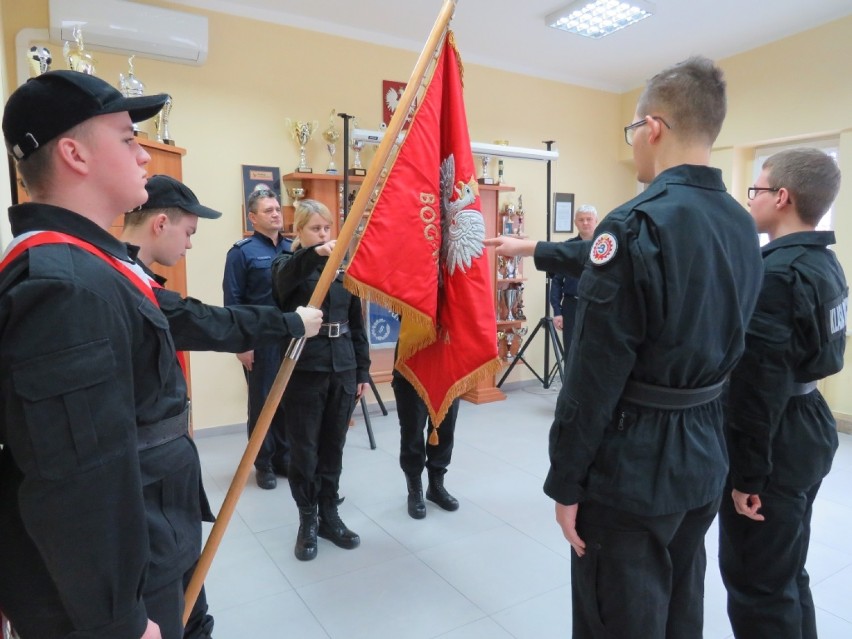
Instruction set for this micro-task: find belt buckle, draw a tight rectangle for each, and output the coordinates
[328,322,341,338]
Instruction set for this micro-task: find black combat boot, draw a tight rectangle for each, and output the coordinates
[426,470,459,511]
[405,473,426,519]
[318,499,360,549]
[294,505,318,561]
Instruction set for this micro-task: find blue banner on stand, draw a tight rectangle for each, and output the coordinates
[366,302,400,349]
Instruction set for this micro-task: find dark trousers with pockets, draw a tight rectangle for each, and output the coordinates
[245,344,289,472]
[393,373,458,477]
[572,497,721,639]
[283,369,356,508]
[719,480,820,639]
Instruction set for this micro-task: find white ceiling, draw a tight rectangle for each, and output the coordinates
[173,0,852,93]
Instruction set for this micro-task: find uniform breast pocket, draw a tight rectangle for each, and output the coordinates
[12,339,123,480]
[138,299,177,385]
[575,274,619,340]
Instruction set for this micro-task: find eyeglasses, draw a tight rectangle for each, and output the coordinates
[747,187,779,200]
[624,116,672,146]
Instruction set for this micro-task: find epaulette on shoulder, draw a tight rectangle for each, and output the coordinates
[232,237,252,248]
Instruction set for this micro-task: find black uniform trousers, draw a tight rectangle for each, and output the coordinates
[245,344,289,473]
[572,496,721,639]
[283,369,357,508]
[393,373,458,476]
[719,480,820,639]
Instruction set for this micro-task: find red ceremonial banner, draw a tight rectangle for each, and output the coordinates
[345,32,500,429]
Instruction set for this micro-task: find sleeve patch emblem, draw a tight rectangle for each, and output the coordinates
[590,232,618,266]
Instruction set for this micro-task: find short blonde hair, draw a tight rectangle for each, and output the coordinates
[291,199,333,250]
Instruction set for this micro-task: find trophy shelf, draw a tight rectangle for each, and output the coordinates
[282,172,364,239]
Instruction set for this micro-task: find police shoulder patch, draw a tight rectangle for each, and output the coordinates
[589,232,618,266]
[232,237,252,248]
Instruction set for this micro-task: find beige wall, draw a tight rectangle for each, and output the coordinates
[4,2,850,427]
[1,0,634,430]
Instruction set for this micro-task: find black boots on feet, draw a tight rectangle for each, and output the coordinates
[295,506,318,561]
[426,471,459,511]
[318,500,360,549]
[405,474,426,519]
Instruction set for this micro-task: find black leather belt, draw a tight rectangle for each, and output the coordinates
[791,381,818,396]
[319,321,350,338]
[137,404,190,451]
[621,379,726,410]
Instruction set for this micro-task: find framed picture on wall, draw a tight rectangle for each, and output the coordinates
[553,192,575,233]
[241,164,281,235]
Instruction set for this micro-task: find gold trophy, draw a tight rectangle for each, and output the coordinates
[63,26,95,74]
[288,187,306,208]
[285,119,319,173]
[119,56,147,138]
[322,110,340,174]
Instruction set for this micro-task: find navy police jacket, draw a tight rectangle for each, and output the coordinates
[535,164,763,515]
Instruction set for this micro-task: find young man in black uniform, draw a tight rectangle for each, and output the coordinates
[486,57,764,637]
[719,148,847,639]
[0,71,177,639]
[123,174,322,638]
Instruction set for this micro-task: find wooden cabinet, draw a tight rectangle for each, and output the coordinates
[461,183,529,404]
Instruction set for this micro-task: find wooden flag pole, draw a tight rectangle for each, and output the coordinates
[183,0,458,623]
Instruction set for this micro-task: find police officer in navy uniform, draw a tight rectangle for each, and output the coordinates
[223,187,293,489]
[0,71,185,639]
[549,204,597,359]
[487,57,764,637]
[271,199,370,562]
[720,148,847,639]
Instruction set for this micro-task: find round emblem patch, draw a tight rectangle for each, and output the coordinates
[589,232,617,266]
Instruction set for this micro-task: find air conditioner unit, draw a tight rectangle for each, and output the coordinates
[49,0,208,65]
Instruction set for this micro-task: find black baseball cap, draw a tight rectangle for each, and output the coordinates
[3,70,169,161]
[139,174,222,219]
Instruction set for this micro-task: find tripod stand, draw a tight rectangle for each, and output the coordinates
[340,112,386,449]
[497,141,564,390]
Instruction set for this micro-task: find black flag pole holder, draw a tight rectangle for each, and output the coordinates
[497,141,564,390]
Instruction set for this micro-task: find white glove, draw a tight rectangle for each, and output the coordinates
[295,306,323,338]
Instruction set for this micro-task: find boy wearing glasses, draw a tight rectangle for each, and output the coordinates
[720,148,846,639]
[223,188,293,489]
[486,56,763,637]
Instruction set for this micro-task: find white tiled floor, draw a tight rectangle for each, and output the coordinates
[195,384,852,638]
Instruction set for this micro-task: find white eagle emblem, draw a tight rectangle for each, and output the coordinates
[439,153,483,282]
[385,86,403,114]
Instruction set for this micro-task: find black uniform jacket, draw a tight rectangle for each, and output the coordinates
[271,246,370,383]
[0,204,192,636]
[131,251,305,352]
[727,231,847,493]
[535,165,764,516]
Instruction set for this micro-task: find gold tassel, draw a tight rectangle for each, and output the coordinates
[447,31,464,88]
[428,427,440,446]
